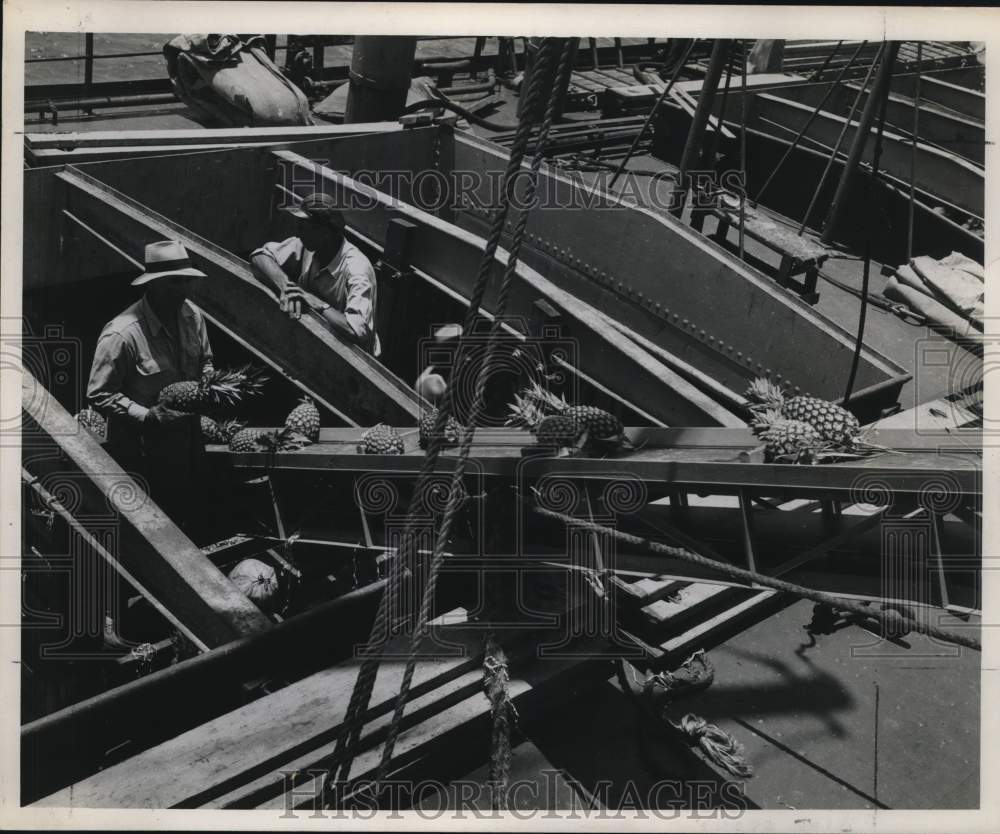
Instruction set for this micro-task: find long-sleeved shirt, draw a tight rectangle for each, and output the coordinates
[87,295,214,425]
[250,236,381,356]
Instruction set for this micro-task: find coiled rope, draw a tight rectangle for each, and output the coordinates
[323,38,573,807]
[534,505,981,652]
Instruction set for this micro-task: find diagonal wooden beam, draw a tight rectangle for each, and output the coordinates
[21,369,273,649]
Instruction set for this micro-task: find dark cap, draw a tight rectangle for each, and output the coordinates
[283,191,346,230]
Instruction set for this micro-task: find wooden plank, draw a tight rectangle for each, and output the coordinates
[640,583,729,630]
[35,623,480,808]
[247,636,613,811]
[659,591,778,655]
[24,122,401,151]
[39,626,610,809]
[22,370,272,649]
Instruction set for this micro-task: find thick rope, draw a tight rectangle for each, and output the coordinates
[483,634,516,810]
[370,36,576,792]
[534,506,981,651]
[323,38,568,803]
[617,651,753,778]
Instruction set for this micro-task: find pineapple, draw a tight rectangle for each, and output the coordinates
[75,407,108,440]
[535,414,585,447]
[201,416,245,445]
[745,377,859,447]
[565,405,623,440]
[285,396,320,442]
[359,424,404,455]
[751,408,823,462]
[228,426,308,454]
[158,365,268,414]
[418,408,463,449]
[506,381,626,448]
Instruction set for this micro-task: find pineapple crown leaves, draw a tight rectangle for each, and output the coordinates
[506,383,572,430]
[256,427,310,454]
[750,407,784,432]
[204,364,270,399]
[744,377,786,410]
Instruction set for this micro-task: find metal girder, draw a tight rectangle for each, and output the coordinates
[445,130,911,408]
[274,149,744,427]
[52,166,422,426]
[21,370,272,649]
[805,80,982,164]
[890,73,985,122]
[206,426,983,499]
[682,74,985,165]
[750,92,983,218]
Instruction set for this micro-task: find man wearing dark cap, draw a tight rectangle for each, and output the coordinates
[87,240,213,535]
[250,191,381,356]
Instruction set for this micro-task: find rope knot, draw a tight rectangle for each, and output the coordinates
[671,713,754,779]
[673,713,709,739]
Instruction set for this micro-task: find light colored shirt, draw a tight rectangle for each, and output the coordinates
[87,296,214,424]
[251,236,381,356]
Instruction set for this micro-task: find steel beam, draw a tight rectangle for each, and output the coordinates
[50,167,422,426]
[446,130,911,408]
[745,92,983,220]
[21,370,273,650]
[205,426,983,499]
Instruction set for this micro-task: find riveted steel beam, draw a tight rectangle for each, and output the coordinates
[444,130,910,412]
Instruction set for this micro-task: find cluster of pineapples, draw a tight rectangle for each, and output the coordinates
[418,407,463,450]
[744,377,862,463]
[157,364,320,455]
[506,382,628,451]
[223,396,321,454]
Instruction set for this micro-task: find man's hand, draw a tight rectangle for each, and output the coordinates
[144,404,193,433]
[280,284,306,320]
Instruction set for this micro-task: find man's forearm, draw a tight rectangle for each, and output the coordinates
[319,307,366,346]
[250,254,289,295]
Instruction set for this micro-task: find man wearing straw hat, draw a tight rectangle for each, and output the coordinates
[86,240,214,536]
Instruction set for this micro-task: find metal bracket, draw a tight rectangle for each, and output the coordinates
[377,216,418,280]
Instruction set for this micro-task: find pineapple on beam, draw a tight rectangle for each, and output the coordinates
[201,416,245,445]
[358,424,405,455]
[744,377,860,447]
[750,408,824,464]
[228,426,310,454]
[506,382,631,455]
[418,407,464,450]
[285,396,321,442]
